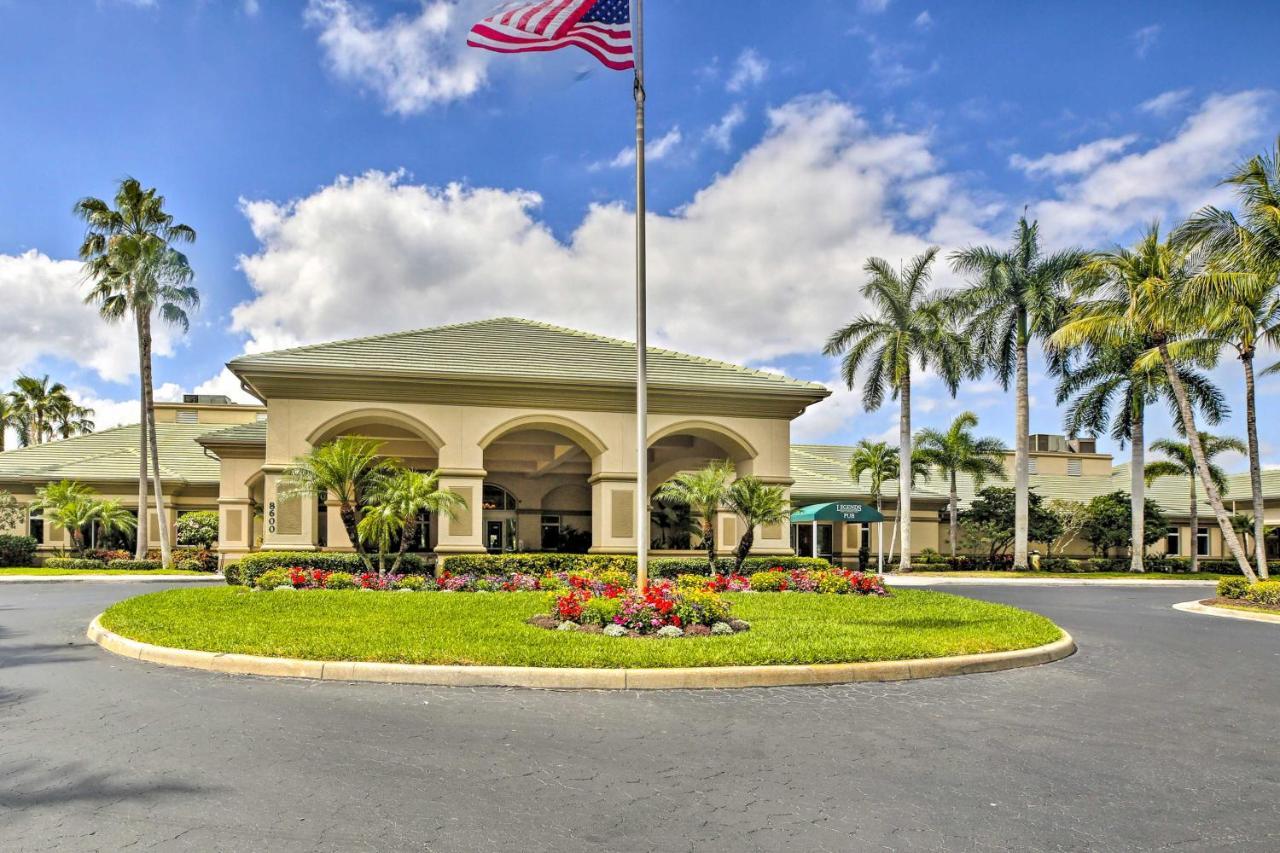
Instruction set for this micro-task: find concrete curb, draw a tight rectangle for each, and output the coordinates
[87,615,1075,690]
[0,574,224,584]
[883,575,1217,587]
[1173,599,1280,625]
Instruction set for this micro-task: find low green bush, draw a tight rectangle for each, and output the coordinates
[1244,580,1280,606]
[394,575,427,591]
[1217,577,1251,599]
[673,588,732,625]
[176,510,219,549]
[439,553,634,576]
[579,596,623,626]
[254,568,294,590]
[226,551,428,586]
[814,570,852,594]
[0,534,38,567]
[43,557,106,570]
[106,559,163,571]
[324,572,357,590]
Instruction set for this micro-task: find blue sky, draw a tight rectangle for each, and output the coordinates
[1,0,1278,469]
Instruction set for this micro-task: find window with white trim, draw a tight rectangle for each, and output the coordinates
[1196,527,1211,557]
[1165,528,1180,556]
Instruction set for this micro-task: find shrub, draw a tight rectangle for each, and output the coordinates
[1217,577,1251,599]
[440,553,634,576]
[594,569,631,589]
[254,568,293,590]
[748,571,788,591]
[711,622,734,636]
[1244,581,1280,606]
[227,551,428,586]
[324,572,357,590]
[656,625,684,638]
[814,570,853,595]
[176,511,219,549]
[673,588,732,626]
[580,595,623,626]
[538,573,567,591]
[43,557,106,570]
[0,534,38,567]
[675,573,709,590]
[394,575,427,591]
[171,548,219,573]
[603,624,627,637]
[106,559,163,571]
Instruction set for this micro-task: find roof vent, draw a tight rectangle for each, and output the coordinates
[182,394,233,405]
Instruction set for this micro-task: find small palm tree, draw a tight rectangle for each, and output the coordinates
[281,436,397,572]
[949,218,1086,570]
[824,248,968,571]
[1053,224,1258,581]
[31,481,99,554]
[1055,338,1226,571]
[95,499,139,549]
[358,468,465,575]
[654,460,735,574]
[849,439,896,571]
[1145,434,1245,574]
[76,177,198,566]
[913,412,1006,559]
[725,476,789,573]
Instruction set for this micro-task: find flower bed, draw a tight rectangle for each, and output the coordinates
[531,578,747,638]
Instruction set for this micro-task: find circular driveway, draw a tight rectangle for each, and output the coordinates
[2,583,1277,852]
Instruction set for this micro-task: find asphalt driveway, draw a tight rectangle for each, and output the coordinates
[1,581,1276,852]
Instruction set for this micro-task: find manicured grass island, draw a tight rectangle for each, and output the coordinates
[99,587,1063,669]
[0,567,212,577]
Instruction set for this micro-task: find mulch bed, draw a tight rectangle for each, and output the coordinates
[1203,597,1280,613]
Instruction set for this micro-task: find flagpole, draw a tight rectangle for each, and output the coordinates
[632,0,648,592]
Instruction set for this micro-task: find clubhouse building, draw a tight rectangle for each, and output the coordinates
[1,317,1277,564]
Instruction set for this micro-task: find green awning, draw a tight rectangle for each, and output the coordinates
[790,502,883,523]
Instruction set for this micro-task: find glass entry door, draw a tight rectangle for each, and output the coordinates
[793,523,833,561]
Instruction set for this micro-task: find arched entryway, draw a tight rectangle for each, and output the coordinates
[480,419,605,553]
[647,421,758,554]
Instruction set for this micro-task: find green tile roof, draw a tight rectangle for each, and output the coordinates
[0,423,222,485]
[229,317,828,397]
[790,445,948,503]
[197,420,268,447]
[1115,462,1279,516]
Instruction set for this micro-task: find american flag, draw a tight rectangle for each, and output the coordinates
[467,0,634,71]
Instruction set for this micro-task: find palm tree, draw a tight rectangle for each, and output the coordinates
[93,499,139,550]
[949,218,1086,570]
[358,468,465,574]
[51,398,96,441]
[10,375,75,445]
[654,459,735,574]
[849,439,897,571]
[913,412,1006,559]
[280,436,397,572]
[1176,139,1280,578]
[1145,434,1245,574]
[725,475,789,573]
[31,480,99,554]
[1052,224,1257,581]
[76,177,198,566]
[1055,339,1226,571]
[824,248,967,571]
[0,397,20,452]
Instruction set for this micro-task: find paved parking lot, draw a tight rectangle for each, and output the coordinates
[1,582,1277,852]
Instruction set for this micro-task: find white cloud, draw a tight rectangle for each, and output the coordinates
[1010,135,1138,177]
[1132,24,1161,58]
[1028,90,1274,246]
[859,0,892,13]
[1139,88,1192,116]
[304,0,488,114]
[229,94,995,368]
[726,48,769,93]
[703,104,746,152]
[243,0,261,16]
[913,11,933,30]
[0,250,176,384]
[596,127,682,169]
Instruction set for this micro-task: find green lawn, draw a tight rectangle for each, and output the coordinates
[899,571,1229,580]
[1,567,213,577]
[99,587,1063,668]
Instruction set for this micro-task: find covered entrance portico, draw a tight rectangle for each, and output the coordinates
[790,502,884,563]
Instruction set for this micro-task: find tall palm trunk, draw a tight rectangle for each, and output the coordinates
[134,310,150,561]
[702,516,717,576]
[1157,341,1256,581]
[338,501,374,572]
[1130,401,1145,573]
[732,527,754,573]
[899,376,913,571]
[875,495,884,572]
[948,469,959,559]
[139,313,172,568]
[1013,318,1030,570]
[1188,477,1199,575]
[1242,351,1269,578]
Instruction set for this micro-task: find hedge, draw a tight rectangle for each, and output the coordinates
[43,557,107,570]
[224,551,429,586]
[0,534,37,567]
[106,559,163,571]
[437,553,832,578]
[905,553,1278,575]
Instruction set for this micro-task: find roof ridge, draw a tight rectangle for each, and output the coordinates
[230,317,509,363]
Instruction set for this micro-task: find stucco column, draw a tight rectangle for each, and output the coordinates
[433,469,486,554]
[715,510,738,557]
[590,472,640,554]
[752,479,794,557]
[324,496,352,551]
[217,498,253,558]
[259,465,318,552]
